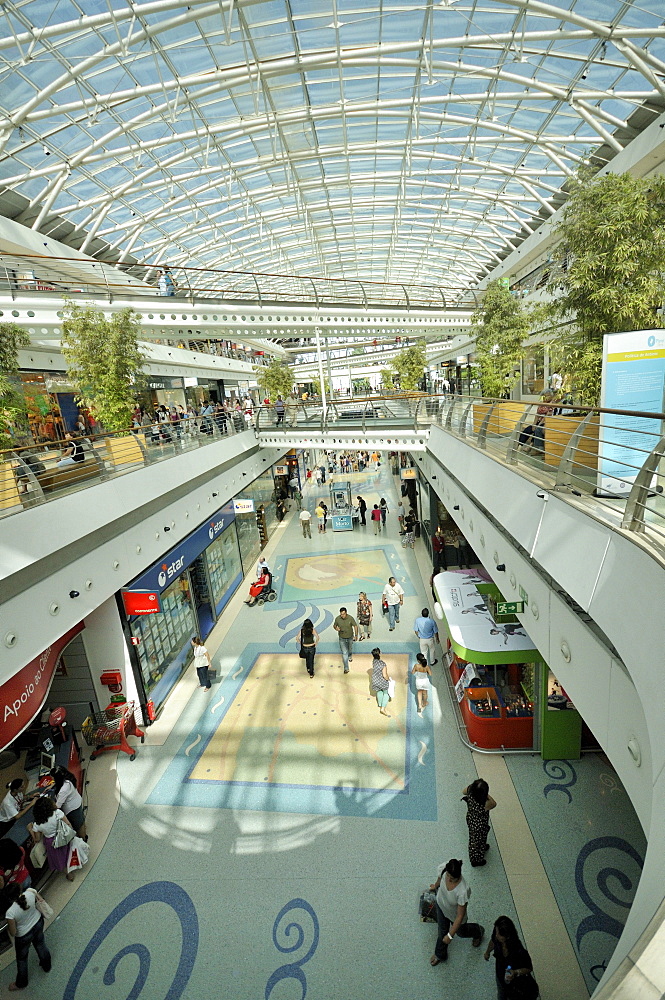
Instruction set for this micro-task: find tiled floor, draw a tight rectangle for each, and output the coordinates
[0,461,646,998]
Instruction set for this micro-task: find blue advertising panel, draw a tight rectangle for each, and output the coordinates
[599,330,665,496]
[128,501,236,595]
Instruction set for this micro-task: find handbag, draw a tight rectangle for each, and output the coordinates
[30,841,47,868]
[36,898,54,921]
[419,890,437,923]
[53,816,76,849]
[508,972,539,1000]
[298,646,307,659]
[387,677,396,700]
[382,597,389,615]
[67,836,89,874]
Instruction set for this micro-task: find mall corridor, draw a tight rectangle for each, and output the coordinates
[0,461,646,999]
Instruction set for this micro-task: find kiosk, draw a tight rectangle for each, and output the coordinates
[433,569,539,749]
[329,481,355,531]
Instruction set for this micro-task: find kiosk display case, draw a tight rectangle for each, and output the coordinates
[434,569,540,750]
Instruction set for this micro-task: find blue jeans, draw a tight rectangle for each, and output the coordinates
[14,916,51,989]
[196,665,211,689]
[339,637,353,671]
[387,603,400,628]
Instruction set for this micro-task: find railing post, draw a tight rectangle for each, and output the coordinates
[459,399,475,437]
[555,412,595,489]
[622,435,665,533]
[133,433,152,465]
[445,394,459,430]
[506,405,534,465]
[477,402,498,449]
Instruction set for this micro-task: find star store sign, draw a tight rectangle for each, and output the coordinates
[125,503,235,599]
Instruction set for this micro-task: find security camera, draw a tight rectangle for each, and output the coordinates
[69,590,80,598]
[536,490,549,501]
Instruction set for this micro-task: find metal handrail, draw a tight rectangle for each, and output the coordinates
[0,410,247,518]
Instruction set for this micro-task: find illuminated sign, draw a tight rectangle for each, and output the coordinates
[233,499,255,513]
[121,590,162,615]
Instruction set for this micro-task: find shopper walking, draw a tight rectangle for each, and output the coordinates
[297,618,320,677]
[293,487,303,510]
[315,503,325,533]
[356,592,373,640]
[462,779,497,867]
[333,607,358,673]
[28,798,75,881]
[429,858,484,965]
[356,496,367,526]
[379,498,389,528]
[191,637,212,690]
[321,501,328,532]
[289,475,299,499]
[371,504,382,534]
[371,647,391,716]
[412,652,432,716]
[382,576,404,630]
[484,916,537,1000]
[300,508,312,538]
[4,882,52,991]
[414,608,439,665]
[275,396,286,425]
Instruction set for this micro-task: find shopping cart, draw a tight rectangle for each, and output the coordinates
[81,702,145,761]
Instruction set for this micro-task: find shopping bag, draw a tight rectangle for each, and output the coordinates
[67,836,90,874]
[53,816,76,848]
[30,841,47,868]
[387,677,396,700]
[419,891,437,923]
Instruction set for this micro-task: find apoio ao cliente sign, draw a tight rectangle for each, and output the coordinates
[127,501,235,600]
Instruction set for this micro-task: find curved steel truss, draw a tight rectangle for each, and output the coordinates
[1,0,663,303]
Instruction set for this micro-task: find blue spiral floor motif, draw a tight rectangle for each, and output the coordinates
[278,603,333,647]
[265,898,320,1000]
[575,836,644,953]
[63,881,199,1000]
[542,759,578,803]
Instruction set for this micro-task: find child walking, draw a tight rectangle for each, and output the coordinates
[412,652,432,717]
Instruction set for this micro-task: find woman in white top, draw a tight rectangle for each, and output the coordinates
[28,796,75,881]
[0,779,37,834]
[191,636,212,690]
[51,767,86,839]
[429,858,484,965]
[412,652,432,716]
[5,882,52,991]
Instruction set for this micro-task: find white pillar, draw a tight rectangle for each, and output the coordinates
[315,326,327,417]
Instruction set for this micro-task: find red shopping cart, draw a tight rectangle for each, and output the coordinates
[81,702,145,760]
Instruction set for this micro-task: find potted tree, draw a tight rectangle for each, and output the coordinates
[254,358,294,402]
[0,322,30,509]
[471,280,529,435]
[61,301,148,467]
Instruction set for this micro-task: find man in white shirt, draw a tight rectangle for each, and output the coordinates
[299,508,312,538]
[382,576,404,630]
[256,556,270,579]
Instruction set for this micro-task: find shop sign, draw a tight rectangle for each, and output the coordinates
[274,465,288,476]
[400,468,416,480]
[233,498,255,513]
[149,381,166,389]
[127,501,235,597]
[121,590,162,616]
[184,377,198,387]
[0,623,84,752]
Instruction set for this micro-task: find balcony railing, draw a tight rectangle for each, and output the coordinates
[0,410,250,518]
[255,392,665,561]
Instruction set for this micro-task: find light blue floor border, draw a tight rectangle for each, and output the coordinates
[148,642,437,821]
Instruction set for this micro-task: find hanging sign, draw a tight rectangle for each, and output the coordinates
[400,468,417,479]
[121,590,162,616]
[274,466,288,476]
[233,498,255,513]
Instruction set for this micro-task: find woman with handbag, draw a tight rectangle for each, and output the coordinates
[5,881,52,991]
[356,592,373,640]
[297,619,319,678]
[28,796,75,881]
[484,915,538,999]
[51,766,86,839]
[371,647,391,716]
[462,778,497,867]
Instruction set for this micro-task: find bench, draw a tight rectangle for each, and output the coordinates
[38,459,101,494]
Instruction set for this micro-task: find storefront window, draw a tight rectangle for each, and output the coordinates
[206,523,243,612]
[235,511,262,572]
[129,575,196,707]
[522,347,545,396]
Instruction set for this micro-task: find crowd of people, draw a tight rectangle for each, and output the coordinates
[130,396,256,443]
[1,767,89,991]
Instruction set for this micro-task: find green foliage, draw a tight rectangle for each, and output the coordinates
[546,168,665,403]
[61,302,147,432]
[391,342,427,391]
[0,322,30,449]
[255,358,294,399]
[352,378,371,395]
[471,280,529,398]
[311,376,331,397]
[380,368,395,391]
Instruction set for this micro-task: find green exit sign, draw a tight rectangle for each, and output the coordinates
[496,601,524,616]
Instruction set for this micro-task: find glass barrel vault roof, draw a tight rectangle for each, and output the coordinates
[0,0,664,303]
